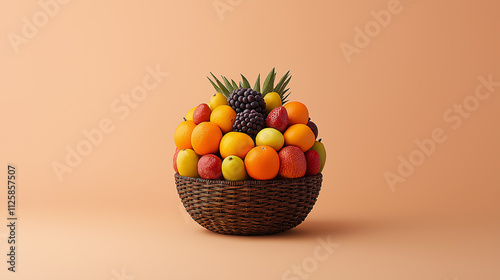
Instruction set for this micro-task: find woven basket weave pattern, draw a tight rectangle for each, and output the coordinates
[175,173,322,235]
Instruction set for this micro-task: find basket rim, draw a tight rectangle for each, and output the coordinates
[174,173,322,186]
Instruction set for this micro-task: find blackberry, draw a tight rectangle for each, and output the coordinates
[233,109,266,137]
[228,88,267,114]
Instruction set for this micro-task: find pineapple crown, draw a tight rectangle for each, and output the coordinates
[207,68,292,104]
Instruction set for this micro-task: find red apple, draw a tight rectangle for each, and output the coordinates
[197,154,223,180]
[305,149,321,176]
[173,148,179,173]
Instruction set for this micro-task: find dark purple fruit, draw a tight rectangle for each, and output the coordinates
[307,120,318,139]
[227,88,266,115]
[232,109,266,137]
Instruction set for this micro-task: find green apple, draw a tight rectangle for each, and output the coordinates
[310,140,326,173]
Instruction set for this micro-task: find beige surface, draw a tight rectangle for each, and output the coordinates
[1,0,500,279]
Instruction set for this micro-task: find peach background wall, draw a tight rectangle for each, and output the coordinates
[1,0,499,279]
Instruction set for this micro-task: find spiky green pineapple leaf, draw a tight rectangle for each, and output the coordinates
[207,77,221,93]
[239,81,243,88]
[282,92,291,104]
[276,75,291,95]
[210,72,230,97]
[231,79,239,90]
[253,74,261,93]
[240,74,251,88]
[273,70,290,93]
[221,76,234,92]
[277,76,292,103]
[262,68,276,96]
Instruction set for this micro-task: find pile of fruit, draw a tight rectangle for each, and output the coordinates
[173,69,326,181]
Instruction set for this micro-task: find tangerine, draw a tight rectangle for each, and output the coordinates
[210,105,236,133]
[191,122,222,155]
[283,124,315,152]
[244,146,280,180]
[284,101,309,125]
[174,120,196,150]
[219,132,255,159]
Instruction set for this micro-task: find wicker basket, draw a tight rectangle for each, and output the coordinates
[175,173,322,235]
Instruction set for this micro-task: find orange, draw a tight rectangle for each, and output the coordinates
[219,132,255,159]
[210,105,236,133]
[174,120,196,150]
[284,101,309,125]
[283,124,315,152]
[244,146,280,180]
[191,122,222,155]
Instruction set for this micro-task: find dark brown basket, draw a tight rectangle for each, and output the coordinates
[175,173,322,235]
